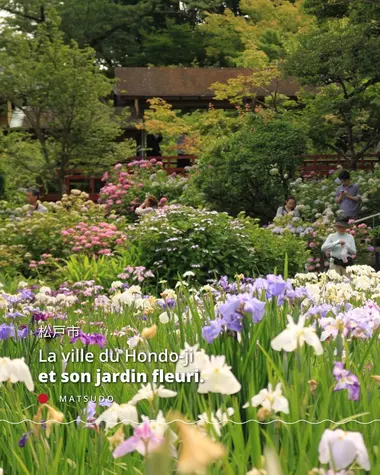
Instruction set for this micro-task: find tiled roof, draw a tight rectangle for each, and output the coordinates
[115,67,300,98]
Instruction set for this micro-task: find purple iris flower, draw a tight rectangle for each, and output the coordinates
[218,276,229,291]
[266,275,287,298]
[88,333,106,348]
[70,332,87,345]
[32,311,49,322]
[5,311,25,319]
[157,298,176,310]
[292,287,311,300]
[77,401,98,426]
[18,432,30,448]
[283,282,310,301]
[0,324,15,340]
[202,319,224,343]
[166,298,176,308]
[17,326,29,339]
[243,297,266,323]
[307,304,333,319]
[113,421,163,458]
[20,289,35,302]
[71,331,106,348]
[99,399,113,407]
[333,362,360,401]
[3,294,23,305]
[334,302,353,315]
[86,402,97,418]
[219,295,241,318]
[222,313,243,332]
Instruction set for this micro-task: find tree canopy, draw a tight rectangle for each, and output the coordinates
[0,18,133,193]
[285,2,380,168]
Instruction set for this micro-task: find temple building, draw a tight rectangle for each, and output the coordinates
[114,67,300,156]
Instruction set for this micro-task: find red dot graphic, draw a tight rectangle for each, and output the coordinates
[38,394,49,404]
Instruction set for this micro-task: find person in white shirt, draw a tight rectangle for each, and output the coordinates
[135,195,159,217]
[321,217,356,276]
[26,188,48,216]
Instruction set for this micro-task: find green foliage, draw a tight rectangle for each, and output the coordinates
[304,0,350,21]
[0,1,227,68]
[192,116,307,222]
[243,218,310,275]
[285,13,380,167]
[201,0,310,66]
[137,20,206,66]
[55,247,142,289]
[0,18,134,193]
[128,205,258,284]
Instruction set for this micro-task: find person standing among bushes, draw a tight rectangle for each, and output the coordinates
[26,188,48,216]
[321,217,356,276]
[276,196,301,218]
[135,195,159,216]
[335,170,361,219]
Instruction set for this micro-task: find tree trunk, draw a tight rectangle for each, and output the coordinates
[350,153,358,170]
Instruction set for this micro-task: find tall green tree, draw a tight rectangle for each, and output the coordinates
[0,17,133,194]
[191,115,307,221]
[285,7,380,169]
[303,0,350,21]
[0,0,232,68]
[200,0,310,66]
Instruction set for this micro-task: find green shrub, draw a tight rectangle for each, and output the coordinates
[243,218,310,275]
[127,205,258,284]
[54,247,144,289]
[191,117,307,222]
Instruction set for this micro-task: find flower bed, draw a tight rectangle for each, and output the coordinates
[0,266,380,473]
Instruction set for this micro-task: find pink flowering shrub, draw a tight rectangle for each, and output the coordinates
[28,253,63,275]
[61,222,127,256]
[98,159,188,219]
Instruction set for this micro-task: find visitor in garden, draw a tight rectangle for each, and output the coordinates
[135,195,159,216]
[276,196,301,218]
[335,170,361,219]
[26,187,48,215]
[321,217,356,276]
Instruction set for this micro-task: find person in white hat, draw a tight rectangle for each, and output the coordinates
[321,217,356,276]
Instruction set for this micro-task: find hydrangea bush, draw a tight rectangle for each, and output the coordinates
[290,166,380,222]
[0,190,117,275]
[98,160,188,219]
[127,205,258,284]
[61,222,127,256]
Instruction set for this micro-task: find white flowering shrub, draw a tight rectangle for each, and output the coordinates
[291,166,380,222]
[127,206,258,283]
